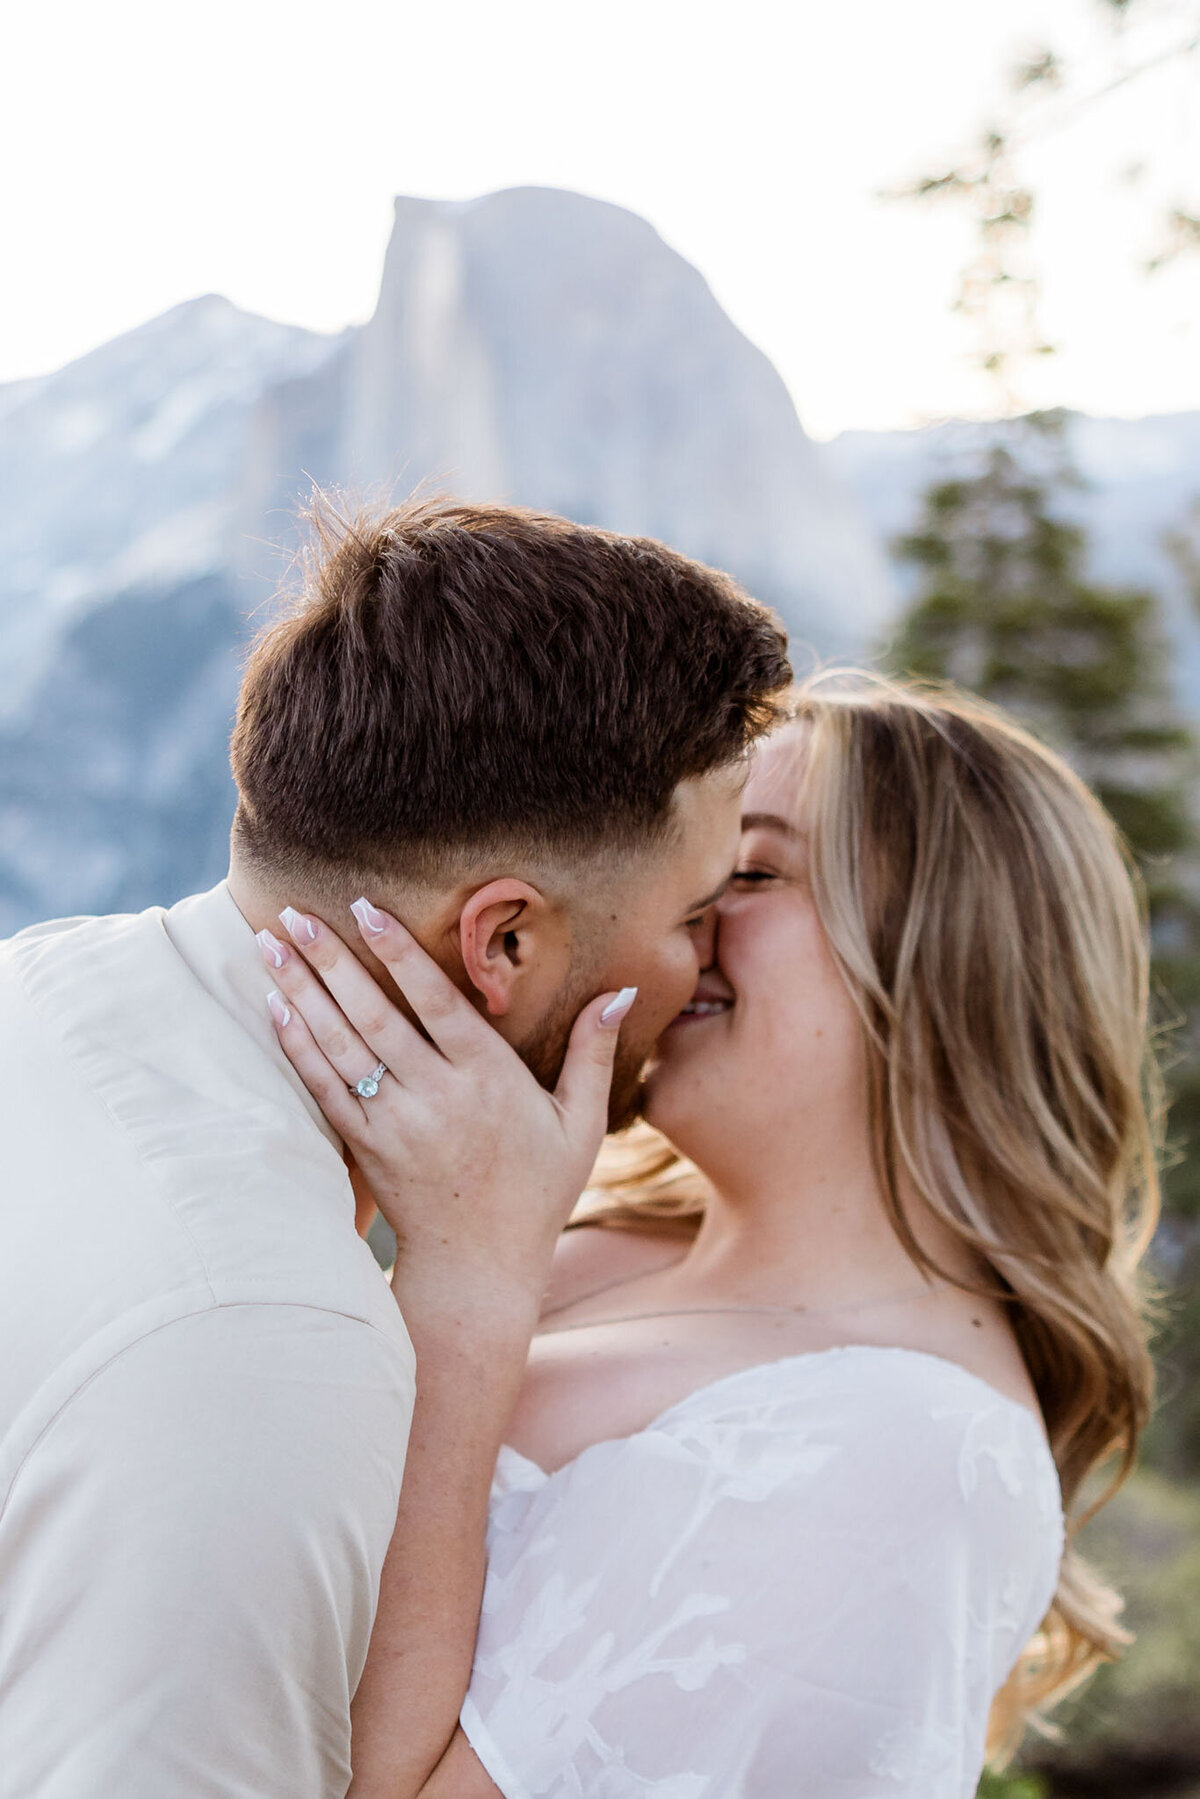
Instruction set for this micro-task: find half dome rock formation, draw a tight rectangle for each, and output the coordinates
[248,188,895,650]
[0,187,895,932]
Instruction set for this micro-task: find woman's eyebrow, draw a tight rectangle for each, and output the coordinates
[740,811,799,837]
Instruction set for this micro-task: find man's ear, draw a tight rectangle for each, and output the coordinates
[458,879,569,1017]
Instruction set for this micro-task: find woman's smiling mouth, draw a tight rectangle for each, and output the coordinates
[672,995,733,1022]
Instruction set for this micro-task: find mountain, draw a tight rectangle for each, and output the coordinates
[0,296,345,723]
[236,189,898,638]
[0,187,898,935]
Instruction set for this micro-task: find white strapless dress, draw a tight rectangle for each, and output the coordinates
[459,1345,1063,1799]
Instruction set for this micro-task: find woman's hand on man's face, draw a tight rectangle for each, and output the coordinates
[257,899,637,1334]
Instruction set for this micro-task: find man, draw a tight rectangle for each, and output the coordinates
[0,496,789,1795]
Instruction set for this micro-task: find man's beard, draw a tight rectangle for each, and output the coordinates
[518,984,648,1134]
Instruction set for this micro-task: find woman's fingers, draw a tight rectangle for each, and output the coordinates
[259,900,636,1305]
[265,986,368,1140]
[269,908,437,1080]
[553,985,637,1138]
[258,925,394,1091]
[284,897,490,1065]
[347,899,495,1063]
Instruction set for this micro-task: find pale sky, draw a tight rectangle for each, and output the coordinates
[4,0,1199,439]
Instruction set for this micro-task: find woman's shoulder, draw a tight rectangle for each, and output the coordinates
[540,1221,689,1318]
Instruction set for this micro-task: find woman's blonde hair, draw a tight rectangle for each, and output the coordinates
[581,669,1161,1757]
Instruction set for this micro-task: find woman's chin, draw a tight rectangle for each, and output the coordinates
[640,1008,740,1136]
[639,1062,706,1143]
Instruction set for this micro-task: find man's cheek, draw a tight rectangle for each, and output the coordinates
[614,944,695,1042]
[651,958,700,1033]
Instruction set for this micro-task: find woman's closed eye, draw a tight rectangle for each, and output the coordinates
[730,867,778,887]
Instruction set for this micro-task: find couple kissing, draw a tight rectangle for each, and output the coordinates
[0,498,1155,1798]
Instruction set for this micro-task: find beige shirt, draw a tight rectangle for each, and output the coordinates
[0,883,416,1798]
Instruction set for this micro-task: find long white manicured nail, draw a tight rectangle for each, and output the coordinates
[279,906,317,944]
[257,928,287,969]
[351,896,387,936]
[600,986,638,1027]
[266,989,291,1028]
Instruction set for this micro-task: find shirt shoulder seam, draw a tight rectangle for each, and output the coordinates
[0,1298,411,1523]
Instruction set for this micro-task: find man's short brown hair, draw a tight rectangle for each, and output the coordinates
[230,496,791,885]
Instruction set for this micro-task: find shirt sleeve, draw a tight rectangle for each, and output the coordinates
[0,1301,415,1799]
[460,1366,1063,1799]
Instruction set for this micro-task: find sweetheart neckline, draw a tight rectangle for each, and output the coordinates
[498,1340,1049,1483]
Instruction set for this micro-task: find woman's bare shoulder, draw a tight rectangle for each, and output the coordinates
[541,1221,689,1318]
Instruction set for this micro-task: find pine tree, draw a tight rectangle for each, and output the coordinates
[893,415,1195,860]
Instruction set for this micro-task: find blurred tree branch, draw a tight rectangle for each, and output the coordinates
[890,0,1200,409]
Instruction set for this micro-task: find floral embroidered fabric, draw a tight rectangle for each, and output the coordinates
[460,1345,1064,1798]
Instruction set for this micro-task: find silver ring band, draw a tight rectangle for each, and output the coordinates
[352,1061,388,1099]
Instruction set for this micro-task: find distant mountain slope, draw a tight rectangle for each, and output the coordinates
[0,187,896,934]
[0,296,344,722]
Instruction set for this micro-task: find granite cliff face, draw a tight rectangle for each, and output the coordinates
[334,190,895,639]
[0,187,898,933]
[239,189,898,639]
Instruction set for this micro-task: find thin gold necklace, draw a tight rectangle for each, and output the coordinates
[535,1280,945,1337]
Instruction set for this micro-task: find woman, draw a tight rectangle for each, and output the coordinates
[278,673,1158,1796]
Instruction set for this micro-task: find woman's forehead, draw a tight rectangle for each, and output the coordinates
[744,723,809,811]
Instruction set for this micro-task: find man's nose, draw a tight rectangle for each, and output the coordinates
[693,908,718,969]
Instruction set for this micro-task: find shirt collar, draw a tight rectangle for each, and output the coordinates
[162,880,343,1155]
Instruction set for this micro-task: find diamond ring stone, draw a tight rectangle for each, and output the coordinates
[353,1061,388,1099]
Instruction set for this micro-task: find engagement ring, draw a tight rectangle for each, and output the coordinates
[353,1062,388,1099]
